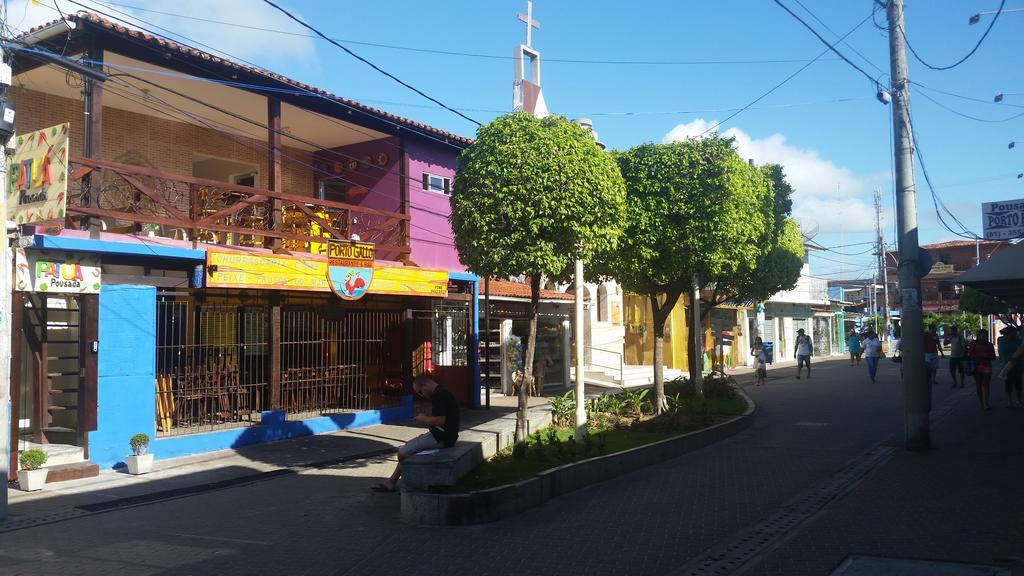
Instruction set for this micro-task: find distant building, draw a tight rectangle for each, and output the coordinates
[885,240,1012,313]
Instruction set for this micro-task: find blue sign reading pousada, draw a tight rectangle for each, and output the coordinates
[982,198,1024,240]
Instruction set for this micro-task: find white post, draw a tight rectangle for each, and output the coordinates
[561,318,571,390]
[499,319,513,395]
[691,281,703,392]
[0,15,11,520]
[574,259,587,441]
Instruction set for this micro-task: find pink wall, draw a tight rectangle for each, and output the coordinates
[404,138,465,271]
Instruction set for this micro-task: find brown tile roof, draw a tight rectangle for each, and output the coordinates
[21,12,473,147]
[485,279,577,301]
[921,240,1008,250]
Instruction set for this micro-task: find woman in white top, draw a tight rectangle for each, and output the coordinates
[863,331,884,383]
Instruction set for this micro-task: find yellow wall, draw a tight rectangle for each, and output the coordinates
[623,292,689,368]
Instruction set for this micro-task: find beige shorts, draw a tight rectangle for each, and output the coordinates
[398,432,446,457]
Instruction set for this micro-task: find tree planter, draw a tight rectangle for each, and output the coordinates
[126,454,154,475]
[402,388,755,526]
[17,468,48,492]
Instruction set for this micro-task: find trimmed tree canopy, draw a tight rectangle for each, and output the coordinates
[450,113,626,279]
[597,136,770,294]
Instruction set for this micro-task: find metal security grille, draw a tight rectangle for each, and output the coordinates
[155,299,270,437]
[426,301,471,367]
[280,307,403,420]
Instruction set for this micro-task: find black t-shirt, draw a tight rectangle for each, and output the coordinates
[428,385,460,447]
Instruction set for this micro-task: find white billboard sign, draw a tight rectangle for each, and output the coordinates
[982,198,1024,240]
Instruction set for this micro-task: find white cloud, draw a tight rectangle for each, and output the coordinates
[663,119,889,234]
[9,0,316,67]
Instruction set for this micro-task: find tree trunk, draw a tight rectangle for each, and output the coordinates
[649,289,682,414]
[650,295,668,414]
[515,275,542,446]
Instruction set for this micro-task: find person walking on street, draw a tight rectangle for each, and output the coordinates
[752,337,767,386]
[969,329,996,411]
[945,326,966,388]
[794,328,813,379]
[923,324,945,386]
[847,329,863,366]
[863,330,883,383]
[997,326,1023,408]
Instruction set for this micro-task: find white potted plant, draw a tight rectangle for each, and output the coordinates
[17,449,48,491]
[126,433,154,475]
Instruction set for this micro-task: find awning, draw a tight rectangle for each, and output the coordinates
[957,241,1024,306]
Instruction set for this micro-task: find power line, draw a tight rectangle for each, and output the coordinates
[259,0,480,127]
[791,0,888,77]
[772,0,881,87]
[899,0,1005,71]
[94,0,845,67]
[911,80,1024,109]
[700,9,875,136]
[913,87,1024,123]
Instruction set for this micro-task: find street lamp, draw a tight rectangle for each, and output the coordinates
[970,8,1024,25]
[994,92,1024,103]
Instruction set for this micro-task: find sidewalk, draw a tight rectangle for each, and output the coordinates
[742,384,1024,575]
[4,395,549,528]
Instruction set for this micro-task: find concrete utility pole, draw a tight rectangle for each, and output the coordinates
[0,0,12,521]
[887,0,930,450]
[691,283,703,391]
[874,189,891,341]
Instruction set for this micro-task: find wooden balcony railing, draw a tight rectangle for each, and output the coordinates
[66,156,410,258]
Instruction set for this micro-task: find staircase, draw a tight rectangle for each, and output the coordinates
[572,365,685,389]
[19,442,100,484]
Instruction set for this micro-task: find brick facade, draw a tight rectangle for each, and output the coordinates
[12,86,315,196]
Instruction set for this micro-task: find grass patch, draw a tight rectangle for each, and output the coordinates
[451,428,674,492]
[450,377,749,493]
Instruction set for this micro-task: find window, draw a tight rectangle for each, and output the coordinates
[597,284,608,322]
[319,178,348,203]
[422,172,452,195]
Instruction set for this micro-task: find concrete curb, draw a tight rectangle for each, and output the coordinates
[402,387,757,526]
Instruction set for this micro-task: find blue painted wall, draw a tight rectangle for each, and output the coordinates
[153,396,413,461]
[90,285,157,469]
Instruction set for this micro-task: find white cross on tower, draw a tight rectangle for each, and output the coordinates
[517,1,540,48]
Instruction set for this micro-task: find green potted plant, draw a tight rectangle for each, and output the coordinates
[126,433,153,475]
[17,449,48,491]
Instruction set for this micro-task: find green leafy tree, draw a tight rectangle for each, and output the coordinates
[701,164,804,322]
[959,286,1019,328]
[592,136,768,411]
[451,113,626,443]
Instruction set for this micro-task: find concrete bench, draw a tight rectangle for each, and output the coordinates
[400,406,552,492]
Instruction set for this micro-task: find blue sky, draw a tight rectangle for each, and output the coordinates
[15,0,1024,282]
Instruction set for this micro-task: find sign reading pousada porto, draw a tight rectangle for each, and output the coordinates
[7,123,70,225]
[15,249,101,293]
[327,240,375,300]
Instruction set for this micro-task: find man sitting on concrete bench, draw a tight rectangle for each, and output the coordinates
[372,374,461,493]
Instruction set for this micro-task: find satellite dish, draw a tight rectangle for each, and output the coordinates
[797,219,820,241]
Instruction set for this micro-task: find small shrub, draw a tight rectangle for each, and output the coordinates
[512,441,528,460]
[619,386,651,418]
[665,375,696,398]
[19,448,47,471]
[129,433,150,456]
[703,372,739,400]
[548,390,576,427]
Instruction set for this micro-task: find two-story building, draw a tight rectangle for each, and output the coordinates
[883,240,1012,314]
[7,12,479,479]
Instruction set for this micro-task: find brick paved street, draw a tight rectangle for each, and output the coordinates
[2,357,1020,576]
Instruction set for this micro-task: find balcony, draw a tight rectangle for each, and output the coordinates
[65,156,410,260]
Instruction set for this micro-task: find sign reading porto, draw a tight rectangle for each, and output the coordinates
[6,123,70,225]
[982,198,1024,240]
[327,240,375,300]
